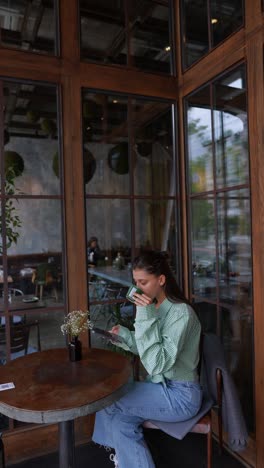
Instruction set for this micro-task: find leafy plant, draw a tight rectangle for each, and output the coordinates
[0,167,22,254]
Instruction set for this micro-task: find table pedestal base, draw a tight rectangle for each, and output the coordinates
[59,420,75,468]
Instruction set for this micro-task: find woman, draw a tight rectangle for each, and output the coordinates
[87,236,102,266]
[92,250,202,468]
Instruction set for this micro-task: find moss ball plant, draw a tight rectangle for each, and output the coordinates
[108,142,129,175]
[4,151,24,179]
[53,149,96,184]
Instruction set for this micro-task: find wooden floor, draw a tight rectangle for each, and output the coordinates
[9,431,246,468]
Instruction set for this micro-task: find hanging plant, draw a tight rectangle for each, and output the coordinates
[26,110,40,124]
[0,166,22,254]
[108,142,129,175]
[136,142,152,158]
[4,151,24,180]
[41,118,57,137]
[52,149,96,184]
[83,149,96,184]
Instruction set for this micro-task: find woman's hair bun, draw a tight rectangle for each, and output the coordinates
[155,250,169,260]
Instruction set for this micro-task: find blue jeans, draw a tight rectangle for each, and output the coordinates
[92,379,202,468]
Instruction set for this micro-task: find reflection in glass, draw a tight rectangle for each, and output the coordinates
[0,0,57,55]
[5,199,64,304]
[217,189,252,303]
[80,0,172,74]
[181,0,209,69]
[80,0,126,65]
[213,68,249,188]
[186,64,253,432]
[135,199,177,273]
[190,197,216,299]
[86,198,131,272]
[133,101,174,196]
[82,92,129,195]
[129,0,172,74]
[84,90,179,331]
[221,302,254,432]
[210,0,244,48]
[181,0,244,70]
[186,86,213,193]
[2,81,60,196]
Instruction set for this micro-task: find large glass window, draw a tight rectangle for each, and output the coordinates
[0,80,66,362]
[0,0,58,55]
[181,0,244,70]
[82,90,179,349]
[0,79,66,431]
[80,0,173,75]
[185,64,254,432]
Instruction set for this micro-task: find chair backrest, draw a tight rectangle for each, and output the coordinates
[35,263,58,284]
[0,323,30,357]
[8,288,24,296]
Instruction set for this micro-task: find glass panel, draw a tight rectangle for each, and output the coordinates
[187,64,254,433]
[86,199,131,268]
[190,197,216,299]
[133,101,174,196]
[181,0,244,70]
[3,199,64,307]
[217,189,252,303]
[83,92,129,195]
[210,0,244,48]
[134,199,177,273]
[0,310,66,366]
[3,81,60,196]
[80,0,127,65]
[186,86,214,193]
[213,68,249,188]
[0,0,57,55]
[128,0,172,74]
[221,303,254,432]
[181,0,209,69]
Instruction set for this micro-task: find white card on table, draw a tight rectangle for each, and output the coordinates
[0,382,15,391]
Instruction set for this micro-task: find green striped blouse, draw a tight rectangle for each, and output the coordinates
[117,298,201,384]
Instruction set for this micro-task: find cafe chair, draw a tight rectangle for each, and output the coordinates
[32,262,59,301]
[143,333,248,467]
[142,338,222,468]
[0,321,41,364]
[8,288,23,297]
[0,288,23,299]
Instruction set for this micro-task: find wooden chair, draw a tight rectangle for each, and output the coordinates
[0,321,41,364]
[142,335,223,468]
[32,263,59,301]
[7,288,23,297]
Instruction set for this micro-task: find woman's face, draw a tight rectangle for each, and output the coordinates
[132,268,165,301]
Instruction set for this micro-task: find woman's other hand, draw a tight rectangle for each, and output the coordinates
[110,325,120,335]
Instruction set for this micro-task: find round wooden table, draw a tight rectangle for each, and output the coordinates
[0,348,132,468]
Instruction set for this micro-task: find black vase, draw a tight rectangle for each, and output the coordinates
[68,337,82,362]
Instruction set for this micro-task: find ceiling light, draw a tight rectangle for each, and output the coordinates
[165,46,171,52]
[211,18,218,24]
[113,99,118,104]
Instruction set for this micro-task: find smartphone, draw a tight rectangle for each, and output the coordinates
[126,284,143,303]
[90,327,124,344]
